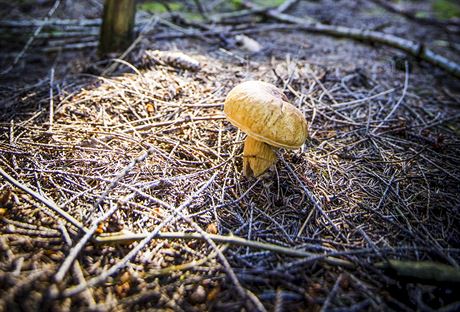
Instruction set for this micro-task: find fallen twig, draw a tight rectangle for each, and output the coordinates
[0,0,62,75]
[279,155,347,241]
[54,145,162,283]
[0,166,86,232]
[375,260,460,284]
[59,173,217,298]
[58,222,96,308]
[320,274,343,312]
[94,230,354,268]
[372,62,410,133]
[245,1,460,78]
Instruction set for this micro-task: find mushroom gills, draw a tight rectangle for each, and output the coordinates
[243,136,277,177]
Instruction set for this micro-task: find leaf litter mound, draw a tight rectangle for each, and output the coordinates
[0,45,460,311]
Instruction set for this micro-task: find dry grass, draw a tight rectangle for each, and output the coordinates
[1,33,460,311]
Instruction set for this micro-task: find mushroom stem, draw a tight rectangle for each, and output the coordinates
[243,136,277,177]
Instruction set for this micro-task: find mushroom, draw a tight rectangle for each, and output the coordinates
[224,81,308,177]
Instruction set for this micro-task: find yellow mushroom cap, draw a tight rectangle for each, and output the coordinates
[224,81,308,149]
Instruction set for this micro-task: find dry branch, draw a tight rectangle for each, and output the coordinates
[0,18,102,28]
[54,145,161,283]
[94,231,353,268]
[245,2,460,78]
[0,166,85,232]
[59,173,218,298]
[376,260,460,284]
[279,155,346,241]
[0,0,62,75]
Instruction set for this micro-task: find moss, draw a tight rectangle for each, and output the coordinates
[414,11,430,18]
[224,0,285,11]
[362,6,388,16]
[138,0,286,19]
[432,0,460,19]
[229,0,244,10]
[138,1,207,21]
[138,2,183,13]
[182,12,204,21]
[253,0,285,6]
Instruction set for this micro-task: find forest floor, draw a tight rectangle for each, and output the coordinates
[0,0,460,311]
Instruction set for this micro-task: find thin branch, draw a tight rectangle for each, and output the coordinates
[55,145,161,283]
[279,155,347,241]
[48,67,55,131]
[375,260,460,284]
[94,231,353,268]
[0,166,85,232]
[54,202,119,283]
[59,173,218,298]
[0,0,62,75]
[372,61,410,133]
[275,0,300,14]
[320,274,343,312]
[58,222,96,308]
[245,1,460,78]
